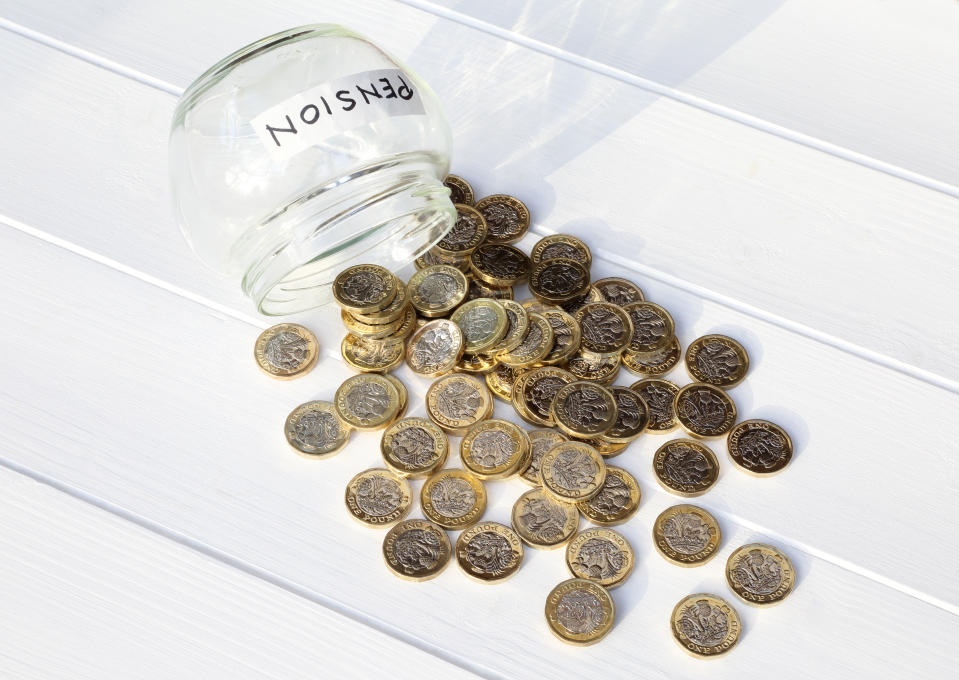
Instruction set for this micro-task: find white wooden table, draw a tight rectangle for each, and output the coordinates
[2,1,957,677]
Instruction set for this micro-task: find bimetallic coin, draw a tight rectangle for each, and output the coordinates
[565,528,634,589]
[421,469,487,530]
[567,351,621,384]
[519,298,559,315]
[529,258,590,303]
[465,276,513,302]
[407,265,468,317]
[540,441,607,504]
[670,594,741,658]
[630,378,680,433]
[530,234,592,268]
[594,277,644,306]
[456,521,524,584]
[349,277,408,324]
[551,381,618,439]
[574,303,634,357]
[498,313,554,367]
[601,386,649,444]
[333,264,397,314]
[576,466,641,526]
[460,419,531,480]
[726,543,796,607]
[521,430,568,486]
[450,298,508,354]
[382,519,452,581]
[653,439,720,497]
[490,299,529,355]
[540,309,581,365]
[425,374,493,436]
[726,419,793,476]
[485,364,525,401]
[341,309,406,339]
[511,488,579,550]
[581,438,629,459]
[341,334,404,373]
[685,334,749,388]
[623,301,675,354]
[284,400,351,459]
[653,504,722,567]
[469,244,531,287]
[334,374,402,431]
[405,319,464,377]
[511,366,575,427]
[415,248,470,273]
[383,373,409,424]
[545,579,615,646]
[444,174,474,206]
[434,204,487,257]
[254,323,318,379]
[622,336,681,376]
[376,306,418,343]
[345,468,412,528]
[454,352,499,374]
[675,383,737,439]
[381,417,449,478]
[474,194,530,245]
[559,285,604,316]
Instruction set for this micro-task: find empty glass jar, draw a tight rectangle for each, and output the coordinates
[169,24,455,315]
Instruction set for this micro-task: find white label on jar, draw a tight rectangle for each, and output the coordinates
[250,68,426,162]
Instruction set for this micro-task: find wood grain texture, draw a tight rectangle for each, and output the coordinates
[1,4,958,387]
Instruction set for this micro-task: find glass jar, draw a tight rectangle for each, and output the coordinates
[169,24,455,315]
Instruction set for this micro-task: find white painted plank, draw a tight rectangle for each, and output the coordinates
[418,0,959,190]
[1,224,958,679]
[0,468,481,680]
[1,11,958,388]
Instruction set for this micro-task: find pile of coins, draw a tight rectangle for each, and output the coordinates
[255,175,797,655]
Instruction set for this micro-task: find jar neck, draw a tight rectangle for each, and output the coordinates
[241,153,454,315]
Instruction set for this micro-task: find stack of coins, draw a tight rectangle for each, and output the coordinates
[263,175,798,654]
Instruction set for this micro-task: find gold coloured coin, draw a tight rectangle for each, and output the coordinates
[559,285,604,316]
[726,419,793,476]
[490,299,529,355]
[529,258,590,303]
[283,400,351,459]
[415,248,470,273]
[601,386,649,444]
[383,373,409,423]
[594,277,644,306]
[540,309,581,365]
[575,466,640,526]
[518,432,566,488]
[726,543,796,607]
[349,276,408,323]
[511,366,575,427]
[540,440,607,504]
[519,297,558,315]
[444,174,474,206]
[675,382,737,438]
[341,308,406,339]
[670,593,741,658]
[530,234,592,268]
[581,438,629,458]
[545,579,615,646]
[653,504,722,567]
[460,419,531,480]
[425,374,493,436]
[567,351,621,384]
[434,203,487,258]
[345,468,412,528]
[465,276,513,302]
[454,352,499,374]
[498,313,554,367]
[623,301,675,354]
[470,244,531,287]
[653,439,720,497]
[474,194,530,245]
[382,519,452,581]
[685,334,749,388]
[551,381,618,439]
[574,303,634,357]
[485,364,525,401]
[375,306,418,343]
[341,334,404,373]
[622,336,681,376]
[405,319,464,377]
[565,528,634,589]
[456,521,525,583]
[407,265,468,317]
[450,298,508,354]
[421,468,487,530]
[334,374,402,431]
[511,488,579,550]
[381,417,449,478]
[333,264,397,314]
[630,378,680,433]
[254,323,318,379]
